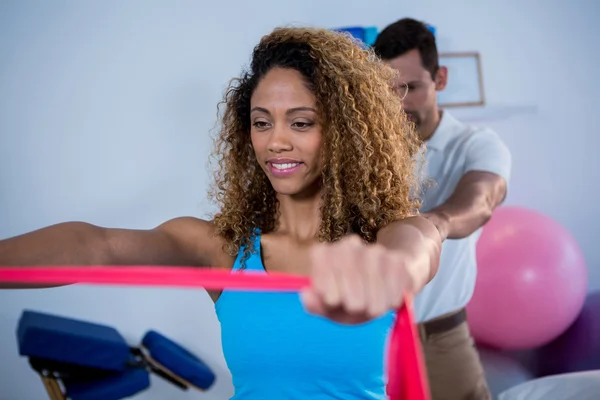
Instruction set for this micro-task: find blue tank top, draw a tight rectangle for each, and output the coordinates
[215,234,396,399]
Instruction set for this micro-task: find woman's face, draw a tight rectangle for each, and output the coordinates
[250,67,324,198]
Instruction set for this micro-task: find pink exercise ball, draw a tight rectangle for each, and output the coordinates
[467,206,587,350]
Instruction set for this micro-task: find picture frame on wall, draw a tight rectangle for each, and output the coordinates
[437,52,485,108]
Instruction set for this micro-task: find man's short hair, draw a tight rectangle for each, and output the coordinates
[372,18,439,79]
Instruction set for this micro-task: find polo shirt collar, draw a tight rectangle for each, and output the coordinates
[425,110,462,151]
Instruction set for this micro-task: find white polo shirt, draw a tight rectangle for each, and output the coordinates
[413,110,512,322]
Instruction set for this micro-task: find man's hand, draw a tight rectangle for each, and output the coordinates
[421,211,450,242]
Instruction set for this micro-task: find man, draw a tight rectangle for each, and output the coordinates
[373,18,512,399]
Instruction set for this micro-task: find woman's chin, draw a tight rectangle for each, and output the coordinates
[272,184,304,197]
[271,181,320,199]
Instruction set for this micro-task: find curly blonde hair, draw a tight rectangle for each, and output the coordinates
[209,26,423,259]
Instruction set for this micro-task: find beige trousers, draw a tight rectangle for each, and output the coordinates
[420,319,491,400]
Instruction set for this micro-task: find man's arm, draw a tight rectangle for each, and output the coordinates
[423,171,507,240]
[423,129,512,240]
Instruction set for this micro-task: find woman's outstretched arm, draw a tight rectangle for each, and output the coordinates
[376,215,443,293]
[301,215,443,324]
[0,217,221,288]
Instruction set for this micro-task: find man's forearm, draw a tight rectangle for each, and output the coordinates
[424,195,493,240]
[424,172,507,240]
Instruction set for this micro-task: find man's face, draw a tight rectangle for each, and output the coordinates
[385,49,447,132]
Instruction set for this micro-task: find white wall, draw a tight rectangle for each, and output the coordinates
[0,0,598,399]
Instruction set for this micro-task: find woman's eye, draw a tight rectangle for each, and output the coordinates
[252,121,269,128]
[293,122,313,129]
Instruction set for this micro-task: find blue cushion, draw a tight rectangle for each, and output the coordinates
[63,368,150,400]
[17,310,131,371]
[142,330,215,389]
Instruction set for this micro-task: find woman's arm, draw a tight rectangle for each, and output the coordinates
[376,215,443,293]
[0,217,221,288]
[301,215,443,324]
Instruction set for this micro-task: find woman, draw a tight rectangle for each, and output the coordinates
[0,27,442,399]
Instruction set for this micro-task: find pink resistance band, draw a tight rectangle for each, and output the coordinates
[0,266,431,400]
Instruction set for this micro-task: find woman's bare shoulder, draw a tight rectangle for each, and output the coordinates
[155,216,232,269]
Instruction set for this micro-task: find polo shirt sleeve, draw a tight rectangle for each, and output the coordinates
[464,128,512,183]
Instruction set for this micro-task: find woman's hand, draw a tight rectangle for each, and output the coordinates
[301,234,429,324]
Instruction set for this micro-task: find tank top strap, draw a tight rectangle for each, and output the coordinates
[231,231,264,272]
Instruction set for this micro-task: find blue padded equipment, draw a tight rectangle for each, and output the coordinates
[16,310,216,399]
[17,310,150,400]
[17,310,132,371]
[142,330,216,389]
[62,369,150,400]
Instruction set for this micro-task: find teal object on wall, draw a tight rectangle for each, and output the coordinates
[334,26,378,47]
[334,22,436,47]
[363,27,378,46]
[334,26,364,42]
